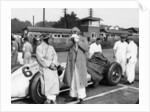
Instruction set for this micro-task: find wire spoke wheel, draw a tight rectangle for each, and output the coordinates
[107,62,122,86]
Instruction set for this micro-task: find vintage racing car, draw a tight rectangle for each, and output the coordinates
[11,53,122,104]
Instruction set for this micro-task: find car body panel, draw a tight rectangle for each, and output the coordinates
[11,57,91,101]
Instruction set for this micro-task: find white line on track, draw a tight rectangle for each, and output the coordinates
[118,84,139,90]
[67,86,128,104]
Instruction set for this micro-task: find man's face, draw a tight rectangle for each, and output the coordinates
[48,38,53,45]
[127,39,132,44]
[121,37,126,42]
[96,40,101,45]
[73,31,78,35]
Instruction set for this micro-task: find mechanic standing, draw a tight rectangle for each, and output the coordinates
[113,34,128,77]
[36,34,59,104]
[22,37,33,64]
[125,36,138,84]
[89,37,102,58]
[63,27,89,103]
[11,35,18,67]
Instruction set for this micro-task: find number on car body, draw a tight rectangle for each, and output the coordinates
[22,66,33,77]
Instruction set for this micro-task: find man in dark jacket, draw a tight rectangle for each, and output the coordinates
[63,27,89,103]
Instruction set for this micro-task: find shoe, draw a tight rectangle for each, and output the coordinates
[92,81,99,88]
[77,98,83,104]
[51,100,57,104]
[44,99,52,104]
[65,97,78,102]
[121,75,126,79]
[124,81,134,85]
[89,80,99,88]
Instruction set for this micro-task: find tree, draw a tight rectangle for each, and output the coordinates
[53,11,81,29]
[11,18,32,33]
[25,21,32,26]
[35,21,56,27]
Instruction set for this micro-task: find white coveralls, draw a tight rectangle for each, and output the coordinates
[113,40,128,75]
[126,41,138,83]
[36,41,59,101]
[23,42,33,64]
[89,42,102,58]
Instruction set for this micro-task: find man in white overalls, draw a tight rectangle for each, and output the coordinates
[125,36,138,84]
[113,34,128,77]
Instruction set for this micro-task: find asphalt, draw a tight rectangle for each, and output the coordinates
[11,78,139,104]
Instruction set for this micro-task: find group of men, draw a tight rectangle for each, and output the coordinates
[35,27,89,104]
[11,35,33,66]
[11,26,138,104]
[113,34,138,84]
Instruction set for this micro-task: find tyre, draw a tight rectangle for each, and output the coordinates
[11,64,23,73]
[29,72,46,104]
[106,62,122,86]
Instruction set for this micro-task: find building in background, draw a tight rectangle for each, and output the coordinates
[80,16,103,41]
[23,26,72,44]
[123,27,139,35]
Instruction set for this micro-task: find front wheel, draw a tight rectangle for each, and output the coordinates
[106,62,122,86]
[29,72,46,104]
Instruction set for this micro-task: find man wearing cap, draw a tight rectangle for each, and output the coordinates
[89,37,102,58]
[113,34,128,77]
[125,36,138,84]
[36,34,59,104]
[11,35,18,66]
[63,27,89,103]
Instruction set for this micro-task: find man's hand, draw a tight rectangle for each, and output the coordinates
[74,37,79,43]
[70,37,74,41]
[127,57,131,64]
[71,34,79,43]
[127,59,129,64]
[49,63,57,70]
[127,58,130,64]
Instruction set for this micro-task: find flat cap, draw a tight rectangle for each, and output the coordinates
[71,27,80,33]
[40,33,52,40]
[126,36,134,40]
[120,34,128,38]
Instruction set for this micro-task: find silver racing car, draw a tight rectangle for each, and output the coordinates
[11,53,122,104]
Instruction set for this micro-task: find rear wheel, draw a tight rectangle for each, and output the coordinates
[11,64,23,73]
[106,62,122,86]
[29,72,46,104]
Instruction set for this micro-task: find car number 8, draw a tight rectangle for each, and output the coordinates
[22,66,32,77]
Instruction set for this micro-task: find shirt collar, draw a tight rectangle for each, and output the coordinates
[41,41,48,48]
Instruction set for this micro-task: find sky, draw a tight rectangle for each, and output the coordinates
[11,8,139,28]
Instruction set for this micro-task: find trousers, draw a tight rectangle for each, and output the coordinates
[70,68,86,99]
[126,60,137,83]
